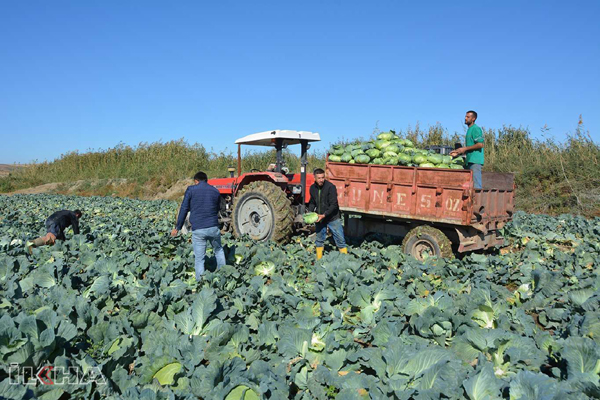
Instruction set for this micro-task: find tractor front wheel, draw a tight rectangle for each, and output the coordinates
[232,181,294,242]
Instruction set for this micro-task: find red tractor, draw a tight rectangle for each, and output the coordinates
[208,130,321,242]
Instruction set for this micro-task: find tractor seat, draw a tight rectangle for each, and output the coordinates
[266,164,290,174]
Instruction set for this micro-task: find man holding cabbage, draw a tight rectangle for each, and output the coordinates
[451,110,485,189]
[306,168,348,259]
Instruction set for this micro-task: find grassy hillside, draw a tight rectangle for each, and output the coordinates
[0,164,25,177]
[0,139,326,199]
[1,124,598,216]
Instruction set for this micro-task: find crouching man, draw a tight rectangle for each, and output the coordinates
[308,168,347,259]
[28,209,83,253]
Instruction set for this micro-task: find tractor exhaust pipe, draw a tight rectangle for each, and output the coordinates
[300,140,308,214]
[237,144,241,177]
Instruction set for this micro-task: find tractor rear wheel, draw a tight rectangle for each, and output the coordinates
[402,225,453,261]
[232,181,294,242]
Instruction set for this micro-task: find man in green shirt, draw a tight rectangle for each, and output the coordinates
[451,110,485,189]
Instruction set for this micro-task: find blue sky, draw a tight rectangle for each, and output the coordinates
[1,0,599,164]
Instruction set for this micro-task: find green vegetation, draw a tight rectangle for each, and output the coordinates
[1,122,598,216]
[0,139,325,197]
[1,194,599,398]
[482,127,599,217]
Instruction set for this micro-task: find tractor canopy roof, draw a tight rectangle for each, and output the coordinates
[234,130,321,147]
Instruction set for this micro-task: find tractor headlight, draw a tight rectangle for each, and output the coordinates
[292,186,302,194]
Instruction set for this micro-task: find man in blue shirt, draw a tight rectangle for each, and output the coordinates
[171,171,225,280]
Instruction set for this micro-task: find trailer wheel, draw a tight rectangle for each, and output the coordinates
[402,225,453,260]
[232,181,294,243]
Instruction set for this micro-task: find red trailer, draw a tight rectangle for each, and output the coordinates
[326,160,515,260]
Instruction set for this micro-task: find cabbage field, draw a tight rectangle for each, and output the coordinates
[1,194,599,400]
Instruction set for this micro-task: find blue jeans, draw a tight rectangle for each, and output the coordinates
[45,220,64,240]
[191,226,225,280]
[315,218,347,248]
[468,163,482,190]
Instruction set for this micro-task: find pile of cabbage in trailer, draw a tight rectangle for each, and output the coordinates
[328,131,465,169]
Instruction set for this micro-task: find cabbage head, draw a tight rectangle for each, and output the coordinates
[330,145,344,155]
[254,261,276,276]
[355,154,371,164]
[413,154,428,164]
[398,153,412,165]
[377,132,394,141]
[427,153,443,165]
[366,148,381,158]
[351,149,365,158]
[375,140,392,150]
[362,142,375,151]
[303,212,319,224]
[385,144,401,154]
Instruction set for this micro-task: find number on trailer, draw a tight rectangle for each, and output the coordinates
[445,198,461,212]
[421,195,431,208]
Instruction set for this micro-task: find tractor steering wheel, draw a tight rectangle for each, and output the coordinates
[250,168,261,173]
